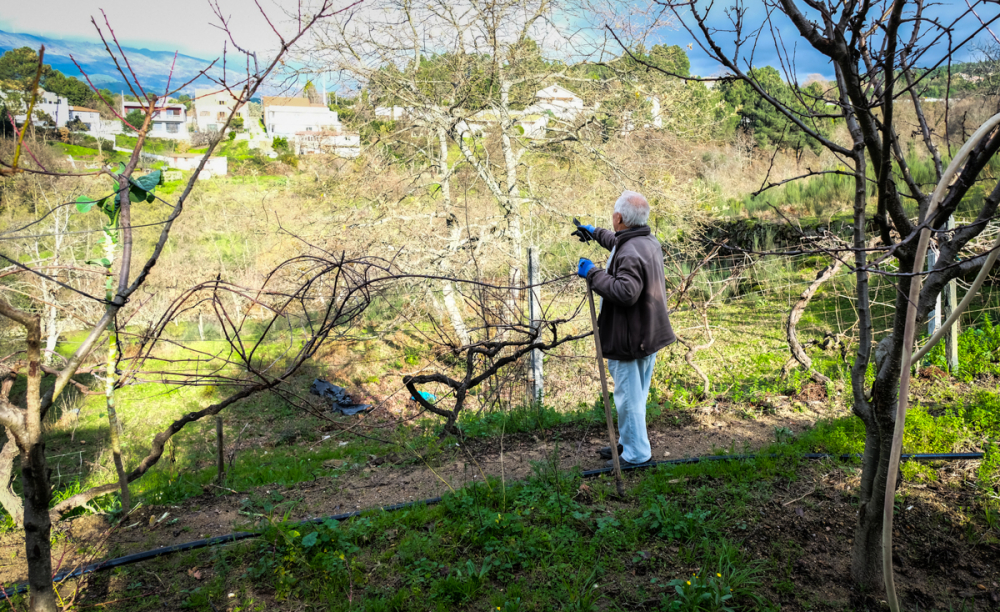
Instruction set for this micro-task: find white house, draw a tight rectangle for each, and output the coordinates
[456,85,585,138]
[194,88,255,134]
[518,113,549,138]
[294,130,361,157]
[121,100,189,139]
[529,85,584,119]
[262,96,342,138]
[36,90,70,127]
[68,106,101,130]
[0,89,70,127]
[375,106,408,121]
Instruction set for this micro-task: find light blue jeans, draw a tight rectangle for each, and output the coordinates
[606,352,657,463]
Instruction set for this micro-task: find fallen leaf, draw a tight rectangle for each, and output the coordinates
[187,568,203,580]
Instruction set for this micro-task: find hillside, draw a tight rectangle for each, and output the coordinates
[0,30,216,94]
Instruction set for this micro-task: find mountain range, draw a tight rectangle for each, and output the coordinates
[0,30,218,94]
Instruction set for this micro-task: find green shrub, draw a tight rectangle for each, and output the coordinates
[278,152,299,168]
[926,314,1000,381]
[638,497,717,542]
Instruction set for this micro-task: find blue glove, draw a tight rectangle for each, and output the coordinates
[577,258,595,278]
[580,224,596,234]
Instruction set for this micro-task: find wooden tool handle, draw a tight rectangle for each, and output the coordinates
[586,278,625,497]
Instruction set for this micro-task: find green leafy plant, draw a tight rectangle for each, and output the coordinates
[662,572,735,612]
[927,314,1000,381]
[639,497,716,542]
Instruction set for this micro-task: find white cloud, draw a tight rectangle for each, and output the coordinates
[0,0,292,59]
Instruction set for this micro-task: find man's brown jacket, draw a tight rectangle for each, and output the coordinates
[586,225,676,361]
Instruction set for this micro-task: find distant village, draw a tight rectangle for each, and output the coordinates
[0,81,644,177]
[2,85,363,161]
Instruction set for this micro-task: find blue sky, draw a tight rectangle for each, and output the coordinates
[4,0,999,81]
[668,0,1000,80]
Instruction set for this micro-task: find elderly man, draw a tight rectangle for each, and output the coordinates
[576,191,676,467]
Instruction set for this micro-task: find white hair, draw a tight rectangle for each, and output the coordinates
[614,190,650,227]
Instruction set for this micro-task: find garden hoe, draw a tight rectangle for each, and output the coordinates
[575,218,627,497]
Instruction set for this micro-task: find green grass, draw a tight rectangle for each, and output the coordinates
[232,450,789,612]
[188,140,260,161]
[115,134,177,156]
[47,142,130,165]
[9,262,999,528]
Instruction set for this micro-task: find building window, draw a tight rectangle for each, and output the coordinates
[166,123,179,133]
[200,111,209,117]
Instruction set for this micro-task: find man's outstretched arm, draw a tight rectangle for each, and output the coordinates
[588,254,643,306]
[590,227,618,252]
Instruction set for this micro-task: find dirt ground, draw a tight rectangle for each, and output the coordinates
[4,392,998,611]
[0,398,833,587]
[736,461,1000,610]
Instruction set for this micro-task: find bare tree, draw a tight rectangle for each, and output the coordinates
[301,0,684,293]
[0,3,355,608]
[616,0,1000,594]
[402,273,590,434]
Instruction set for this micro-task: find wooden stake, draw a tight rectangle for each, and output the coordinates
[585,279,625,497]
[215,417,224,484]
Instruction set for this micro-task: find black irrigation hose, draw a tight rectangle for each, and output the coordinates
[1,450,986,598]
[579,451,987,477]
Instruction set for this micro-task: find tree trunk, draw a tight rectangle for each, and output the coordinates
[0,430,23,527]
[442,282,470,347]
[435,128,470,348]
[498,80,523,301]
[441,388,466,437]
[784,259,842,383]
[851,421,890,589]
[102,233,130,515]
[21,441,55,611]
[42,303,59,366]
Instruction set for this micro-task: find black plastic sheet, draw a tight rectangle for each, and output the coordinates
[310,379,373,415]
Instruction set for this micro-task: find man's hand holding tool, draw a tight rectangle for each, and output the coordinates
[571,218,596,243]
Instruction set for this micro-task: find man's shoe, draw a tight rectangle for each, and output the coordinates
[606,457,652,468]
[598,444,624,460]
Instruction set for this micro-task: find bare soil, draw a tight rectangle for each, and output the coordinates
[0,399,831,587]
[736,461,1000,610]
[4,396,998,612]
